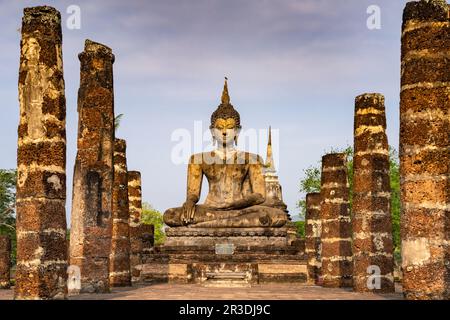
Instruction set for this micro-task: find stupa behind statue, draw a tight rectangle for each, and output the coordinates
[136,79,306,286]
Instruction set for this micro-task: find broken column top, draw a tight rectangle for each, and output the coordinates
[128,171,141,180]
[22,6,62,38]
[403,0,449,23]
[322,153,347,168]
[115,138,126,152]
[79,39,115,62]
[23,6,61,24]
[355,93,386,124]
[305,193,321,221]
[355,93,385,105]
[306,193,321,206]
[85,39,113,54]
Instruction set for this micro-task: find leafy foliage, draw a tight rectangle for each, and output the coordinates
[389,148,401,251]
[114,113,124,131]
[141,202,166,245]
[0,169,17,264]
[293,221,305,238]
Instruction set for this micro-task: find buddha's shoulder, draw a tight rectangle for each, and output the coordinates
[189,152,221,163]
[189,152,209,163]
[188,151,263,165]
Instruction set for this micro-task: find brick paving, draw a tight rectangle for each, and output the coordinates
[0,283,403,300]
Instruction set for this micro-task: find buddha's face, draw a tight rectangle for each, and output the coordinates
[211,118,240,147]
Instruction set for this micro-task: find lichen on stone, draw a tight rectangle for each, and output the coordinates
[421,0,448,10]
[403,0,449,22]
[23,6,61,25]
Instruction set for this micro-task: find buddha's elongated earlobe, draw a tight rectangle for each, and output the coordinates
[234,128,240,146]
[210,128,217,146]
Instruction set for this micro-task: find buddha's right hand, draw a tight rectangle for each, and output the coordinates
[181,200,196,225]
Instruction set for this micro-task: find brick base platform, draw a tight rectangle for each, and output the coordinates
[134,228,308,286]
[164,227,291,246]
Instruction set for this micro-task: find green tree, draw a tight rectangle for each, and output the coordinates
[297,146,401,251]
[114,113,124,131]
[293,221,305,238]
[389,148,401,253]
[0,169,17,264]
[141,202,166,245]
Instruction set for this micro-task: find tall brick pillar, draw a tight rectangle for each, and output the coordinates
[141,224,155,252]
[400,0,450,300]
[15,6,68,299]
[69,39,115,294]
[320,153,353,287]
[127,171,143,281]
[305,193,322,284]
[353,94,395,293]
[109,139,131,287]
[0,235,11,289]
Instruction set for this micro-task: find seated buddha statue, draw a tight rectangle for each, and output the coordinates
[164,79,289,228]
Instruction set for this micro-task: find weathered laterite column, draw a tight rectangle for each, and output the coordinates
[320,153,353,287]
[69,39,115,294]
[305,193,322,285]
[15,6,68,299]
[141,224,155,253]
[0,235,11,289]
[353,94,395,293]
[109,139,131,287]
[127,171,143,281]
[400,0,450,300]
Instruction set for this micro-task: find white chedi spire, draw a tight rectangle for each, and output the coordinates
[263,126,288,213]
[265,126,277,174]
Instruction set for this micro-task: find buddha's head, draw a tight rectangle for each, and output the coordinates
[210,78,241,147]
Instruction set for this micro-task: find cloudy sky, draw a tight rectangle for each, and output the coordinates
[0,0,411,221]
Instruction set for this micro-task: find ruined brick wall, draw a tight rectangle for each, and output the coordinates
[305,193,322,285]
[69,39,115,294]
[109,139,131,287]
[400,0,450,300]
[320,153,353,287]
[15,6,68,299]
[0,235,11,289]
[353,94,395,293]
[128,171,143,280]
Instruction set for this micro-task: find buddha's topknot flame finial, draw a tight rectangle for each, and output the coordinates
[210,77,241,129]
[221,77,230,104]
